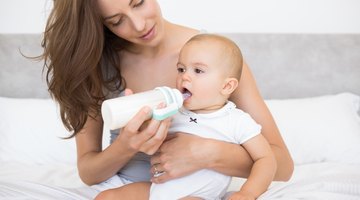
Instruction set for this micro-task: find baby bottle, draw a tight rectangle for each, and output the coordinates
[101,86,184,130]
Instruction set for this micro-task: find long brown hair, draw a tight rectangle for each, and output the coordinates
[41,0,127,138]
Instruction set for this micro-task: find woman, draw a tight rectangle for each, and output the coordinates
[41,0,293,199]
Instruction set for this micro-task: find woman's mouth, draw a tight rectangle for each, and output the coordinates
[140,26,155,40]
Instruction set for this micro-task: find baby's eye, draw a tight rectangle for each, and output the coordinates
[194,68,204,74]
[177,67,185,73]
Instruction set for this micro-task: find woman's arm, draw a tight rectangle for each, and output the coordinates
[76,106,172,185]
[151,62,293,183]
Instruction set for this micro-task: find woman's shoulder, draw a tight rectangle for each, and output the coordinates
[167,22,200,42]
[164,22,200,56]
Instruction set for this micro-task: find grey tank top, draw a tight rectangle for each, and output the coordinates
[110,129,152,182]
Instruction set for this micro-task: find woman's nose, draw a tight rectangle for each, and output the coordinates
[130,14,146,32]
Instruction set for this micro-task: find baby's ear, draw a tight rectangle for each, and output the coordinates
[221,78,238,95]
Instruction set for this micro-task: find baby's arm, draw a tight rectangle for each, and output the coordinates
[229,134,277,200]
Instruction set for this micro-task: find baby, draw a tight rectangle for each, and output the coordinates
[149,34,277,200]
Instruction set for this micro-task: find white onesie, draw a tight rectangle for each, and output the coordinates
[149,101,261,200]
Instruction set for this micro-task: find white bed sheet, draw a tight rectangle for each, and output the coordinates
[263,163,360,199]
[1,162,360,200]
[0,162,96,200]
[229,162,360,200]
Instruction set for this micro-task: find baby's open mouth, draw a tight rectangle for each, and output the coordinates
[181,88,192,100]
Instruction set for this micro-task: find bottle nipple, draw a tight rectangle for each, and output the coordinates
[182,91,192,100]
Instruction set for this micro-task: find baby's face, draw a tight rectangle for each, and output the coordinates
[176,41,228,113]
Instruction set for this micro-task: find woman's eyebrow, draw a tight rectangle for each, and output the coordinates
[104,14,120,21]
[103,0,133,20]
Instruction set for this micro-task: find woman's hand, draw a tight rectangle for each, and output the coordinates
[150,133,216,183]
[115,89,171,155]
[150,133,255,184]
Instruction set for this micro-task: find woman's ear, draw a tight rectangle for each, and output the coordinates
[221,78,239,95]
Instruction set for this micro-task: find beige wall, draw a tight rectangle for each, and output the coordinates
[1,0,360,33]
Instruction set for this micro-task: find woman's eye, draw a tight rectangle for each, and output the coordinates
[134,0,144,7]
[111,18,123,27]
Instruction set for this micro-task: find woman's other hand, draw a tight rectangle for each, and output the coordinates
[150,133,215,183]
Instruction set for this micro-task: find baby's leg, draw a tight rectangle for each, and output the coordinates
[95,182,151,200]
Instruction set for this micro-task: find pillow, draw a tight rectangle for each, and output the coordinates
[265,92,360,165]
[0,97,77,165]
[1,93,359,166]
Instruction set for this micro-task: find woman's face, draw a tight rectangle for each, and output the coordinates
[97,0,164,46]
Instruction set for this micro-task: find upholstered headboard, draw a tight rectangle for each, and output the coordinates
[1,33,359,99]
[223,33,360,99]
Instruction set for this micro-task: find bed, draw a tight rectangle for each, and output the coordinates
[1,33,360,200]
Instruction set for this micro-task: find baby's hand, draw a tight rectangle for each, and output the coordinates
[227,190,255,200]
